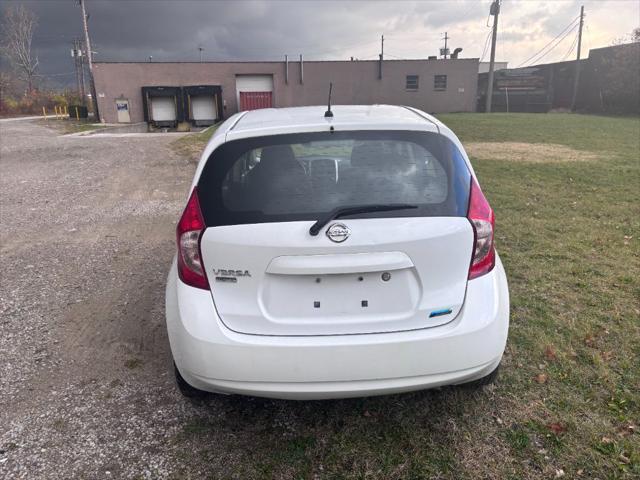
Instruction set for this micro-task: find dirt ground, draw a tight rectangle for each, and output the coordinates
[0,120,199,479]
[464,142,598,163]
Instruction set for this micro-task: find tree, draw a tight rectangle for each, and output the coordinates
[633,27,640,43]
[1,5,39,93]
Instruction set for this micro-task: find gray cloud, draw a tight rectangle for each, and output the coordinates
[1,0,638,88]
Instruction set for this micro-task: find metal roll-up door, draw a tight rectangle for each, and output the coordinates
[191,95,217,121]
[150,96,176,122]
[236,75,274,111]
[239,91,273,111]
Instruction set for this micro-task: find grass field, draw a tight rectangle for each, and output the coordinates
[175,113,639,479]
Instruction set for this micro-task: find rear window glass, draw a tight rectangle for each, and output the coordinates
[198,130,471,227]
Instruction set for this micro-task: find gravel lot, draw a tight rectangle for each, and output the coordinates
[0,120,203,478]
[2,120,502,480]
[3,120,476,480]
[5,116,635,479]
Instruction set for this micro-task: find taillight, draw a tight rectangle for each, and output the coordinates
[467,177,495,279]
[176,188,209,289]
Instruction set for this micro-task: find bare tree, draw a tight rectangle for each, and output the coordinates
[1,5,39,93]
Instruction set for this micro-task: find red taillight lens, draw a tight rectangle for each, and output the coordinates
[467,177,495,279]
[176,188,209,289]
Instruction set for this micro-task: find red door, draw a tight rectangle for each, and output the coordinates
[239,91,273,111]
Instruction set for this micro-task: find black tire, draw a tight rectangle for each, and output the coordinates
[461,363,500,389]
[174,363,210,399]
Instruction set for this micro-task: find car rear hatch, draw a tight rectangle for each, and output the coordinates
[196,129,473,336]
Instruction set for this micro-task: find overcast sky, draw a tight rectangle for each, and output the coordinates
[1,0,638,87]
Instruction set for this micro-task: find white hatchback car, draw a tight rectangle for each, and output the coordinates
[165,105,509,400]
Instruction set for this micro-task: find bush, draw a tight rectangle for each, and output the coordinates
[0,90,84,116]
[1,97,20,114]
[51,93,68,107]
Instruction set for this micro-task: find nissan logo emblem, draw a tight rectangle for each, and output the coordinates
[326,223,350,243]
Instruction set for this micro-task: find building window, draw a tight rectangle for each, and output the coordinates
[434,75,447,91]
[405,75,419,90]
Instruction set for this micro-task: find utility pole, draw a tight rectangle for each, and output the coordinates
[79,0,100,121]
[442,32,449,58]
[72,39,82,98]
[570,5,585,111]
[378,34,384,80]
[79,49,86,105]
[485,0,501,113]
[71,38,87,106]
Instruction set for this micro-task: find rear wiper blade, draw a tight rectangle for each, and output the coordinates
[309,204,418,236]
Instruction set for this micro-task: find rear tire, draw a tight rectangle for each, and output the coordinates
[174,363,210,399]
[461,362,500,389]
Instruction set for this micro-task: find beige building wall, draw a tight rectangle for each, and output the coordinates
[93,59,479,124]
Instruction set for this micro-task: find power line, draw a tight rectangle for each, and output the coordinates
[562,30,579,61]
[517,16,580,67]
[583,24,590,54]
[384,33,442,41]
[33,72,76,77]
[480,29,492,62]
[518,19,579,67]
[34,34,77,41]
[524,23,578,67]
[359,53,381,60]
[498,5,507,65]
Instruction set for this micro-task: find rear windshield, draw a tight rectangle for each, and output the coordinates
[197,130,471,227]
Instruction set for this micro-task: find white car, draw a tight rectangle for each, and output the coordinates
[165,105,509,400]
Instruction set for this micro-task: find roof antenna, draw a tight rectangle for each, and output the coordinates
[324,82,333,118]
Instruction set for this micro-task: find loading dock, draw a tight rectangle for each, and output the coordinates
[183,85,223,126]
[141,86,183,128]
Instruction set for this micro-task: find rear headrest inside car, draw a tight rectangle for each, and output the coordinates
[259,145,300,171]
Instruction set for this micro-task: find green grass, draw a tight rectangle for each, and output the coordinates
[169,124,218,161]
[173,113,639,479]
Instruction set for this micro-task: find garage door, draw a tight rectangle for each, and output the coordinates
[191,95,217,121]
[239,91,273,111]
[236,75,273,111]
[150,96,176,122]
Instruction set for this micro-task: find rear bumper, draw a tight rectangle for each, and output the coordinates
[165,256,509,400]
